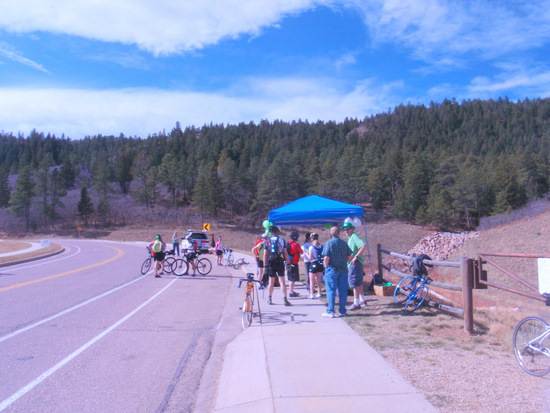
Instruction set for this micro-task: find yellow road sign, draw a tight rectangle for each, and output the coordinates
[203,223,211,231]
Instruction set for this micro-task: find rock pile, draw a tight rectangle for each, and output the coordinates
[385,231,479,274]
[407,231,480,261]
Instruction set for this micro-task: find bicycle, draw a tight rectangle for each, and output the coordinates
[233,257,250,270]
[171,251,212,276]
[141,248,175,275]
[223,248,234,267]
[512,294,550,376]
[238,273,263,329]
[393,275,432,313]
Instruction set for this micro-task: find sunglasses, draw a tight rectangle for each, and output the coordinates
[343,228,352,231]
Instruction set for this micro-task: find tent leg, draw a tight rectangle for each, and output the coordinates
[362,218,375,275]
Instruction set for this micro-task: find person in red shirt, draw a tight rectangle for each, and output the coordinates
[287,231,303,297]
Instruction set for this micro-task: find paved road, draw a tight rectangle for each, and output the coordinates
[0,240,242,412]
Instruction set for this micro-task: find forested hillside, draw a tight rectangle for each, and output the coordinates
[1,97,549,233]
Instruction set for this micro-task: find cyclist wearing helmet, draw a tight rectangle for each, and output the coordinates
[149,234,166,277]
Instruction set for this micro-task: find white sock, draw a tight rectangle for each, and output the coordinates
[355,299,361,305]
[360,295,365,302]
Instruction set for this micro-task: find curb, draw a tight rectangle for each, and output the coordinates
[0,247,65,268]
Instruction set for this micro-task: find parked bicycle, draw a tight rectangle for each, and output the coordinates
[512,293,550,376]
[171,251,212,276]
[393,254,433,314]
[238,272,263,329]
[223,247,234,267]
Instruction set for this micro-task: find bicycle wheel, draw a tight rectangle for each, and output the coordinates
[513,317,550,376]
[196,258,212,275]
[172,259,189,276]
[404,285,429,314]
[394,276,416,304]
[233,258,244,269]
[163,257,175,274]
[141,258,152,275]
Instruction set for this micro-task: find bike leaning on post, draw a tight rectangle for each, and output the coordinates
[238,273,263,329]
[512,293,550,376]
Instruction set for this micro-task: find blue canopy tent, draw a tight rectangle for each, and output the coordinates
[268,195,373,273]
[268,195,363,226]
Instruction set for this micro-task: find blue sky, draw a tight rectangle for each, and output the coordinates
[1,0,550,139]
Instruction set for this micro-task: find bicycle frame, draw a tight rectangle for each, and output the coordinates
[238,273,262,328]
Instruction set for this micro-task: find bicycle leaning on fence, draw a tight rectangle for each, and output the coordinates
[238,272,263,329]
[512,293,550,376]
[393,254,433,314]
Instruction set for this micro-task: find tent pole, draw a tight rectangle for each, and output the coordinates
[362,218,375,275]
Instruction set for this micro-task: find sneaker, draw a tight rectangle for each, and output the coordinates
[308,294,314,299]
[339,312,347,317]
[359,299,367,306]
[284,299,292,306]
[289,291,300,297]
[314,293,322,299]
[268,297,273,305]
[155,275,161,278]
[322,312,336,318]
[347,303,362,311]
[192,273,196,277]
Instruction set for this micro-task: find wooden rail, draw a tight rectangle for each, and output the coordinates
[377,244,474,333]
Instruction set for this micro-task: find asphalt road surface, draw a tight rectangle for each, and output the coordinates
[0,240,243,412]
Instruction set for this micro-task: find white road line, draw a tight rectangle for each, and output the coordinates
[6,244,82,271]
[0,274,147,344]
[0,277,178,412]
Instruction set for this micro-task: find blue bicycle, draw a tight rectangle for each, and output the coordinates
[393,254,433,314]
[393,274,432,314]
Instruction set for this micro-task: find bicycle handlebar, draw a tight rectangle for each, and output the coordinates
[238,273,262,288]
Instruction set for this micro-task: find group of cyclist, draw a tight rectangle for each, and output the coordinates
[148,232,201,277]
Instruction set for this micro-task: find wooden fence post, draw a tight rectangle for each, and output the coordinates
[377,244,383,278]
[461,257,474,334]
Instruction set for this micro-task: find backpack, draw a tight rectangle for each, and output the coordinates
[269,236,282,257]
[412,254,432,278]
[287,240,297,262]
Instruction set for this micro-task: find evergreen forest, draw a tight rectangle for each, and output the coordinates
[1,97,550,233]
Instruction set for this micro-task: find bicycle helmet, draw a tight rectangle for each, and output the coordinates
[155,234,161,240]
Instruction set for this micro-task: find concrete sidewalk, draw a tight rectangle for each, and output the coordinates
[214,273,437,413]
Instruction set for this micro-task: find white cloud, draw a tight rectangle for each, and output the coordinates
[0,42,49,72]
[0,78,397,138]
[354,0,550,64]
[0,0,328,55]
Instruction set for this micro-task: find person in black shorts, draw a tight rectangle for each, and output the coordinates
[263,226,291,306]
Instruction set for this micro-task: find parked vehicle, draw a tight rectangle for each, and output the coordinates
[184,230,211,254]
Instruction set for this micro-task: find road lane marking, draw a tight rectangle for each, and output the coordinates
[0,277,178,412]
[0,274,146,344]
[5,244,82,271]
[0,245,124,293]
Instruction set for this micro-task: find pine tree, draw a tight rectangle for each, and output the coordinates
[78,186,94,225]
[0,171,10,207]
[8,166,35,231]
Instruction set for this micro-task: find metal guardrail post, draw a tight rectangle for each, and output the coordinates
[461,257,474,334]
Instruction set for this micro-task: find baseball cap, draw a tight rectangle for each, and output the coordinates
[341,222,354,230]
